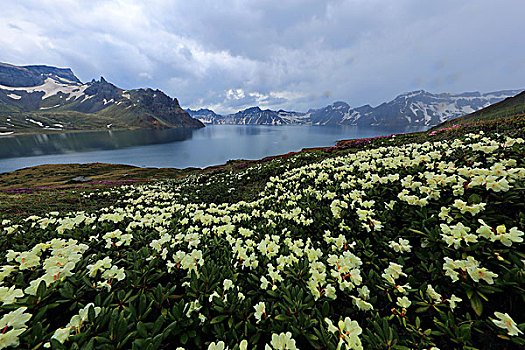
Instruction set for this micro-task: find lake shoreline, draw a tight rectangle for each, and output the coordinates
[0,127,437,191]
[0,124,427,174]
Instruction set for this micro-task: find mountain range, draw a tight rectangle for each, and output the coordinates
[188,89,523,127]
[0,63,204,134]
[1,62,522,134]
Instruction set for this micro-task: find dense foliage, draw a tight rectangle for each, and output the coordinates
[1,126,525,349]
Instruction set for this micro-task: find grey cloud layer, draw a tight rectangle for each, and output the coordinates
[1,0,524,114]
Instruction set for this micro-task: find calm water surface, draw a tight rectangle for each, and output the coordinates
[0,125,425,173]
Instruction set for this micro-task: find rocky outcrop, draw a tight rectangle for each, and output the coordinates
[0,63,45,87]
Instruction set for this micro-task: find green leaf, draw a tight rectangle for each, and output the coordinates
[81,338,95,350]
[267,290,279,298]
[210,315,228,324]
[50,339,67,350]
[306,333,319,342]
[152,334,163,348]
[274,314,290,321]
[415,306,430,313]
[116,318,129,343]
[33,305,49,323]
[137,321,148,338]
[93,337,111,344]
[470,296,483,317]
[468,193,482,204]
[138,294,147,312]
[152,315,165,334]
[466,289,475,299]
[322,301,330,317]
[476,291,489,302]
[36,280,47,299]
[60,282,74,299]
[88,305,96,323]
[180,332,188,345]
[31,321,42,341]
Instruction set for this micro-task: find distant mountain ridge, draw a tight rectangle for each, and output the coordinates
[0,63,204,134]
[187,89,523,127]
[186,108,224,124]
[434,90,525,129]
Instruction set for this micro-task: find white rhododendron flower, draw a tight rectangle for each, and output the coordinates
[265,332,297,350]
[440,222,477,249]
[254,301,266,323]
[396,296,411,309]
[0,307,32,330]
[0,307,32,349]
[352,296,374,311]
[477,220,524,247]
[448,295,462,310]
[207,341,227,350]
[426,285,442,303]
[382,262,407,284]
[223,279,233,291]
[388,238,412,253]
[0,286,24,305]
[491,312,523,336]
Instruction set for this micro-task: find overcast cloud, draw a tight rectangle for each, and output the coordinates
[1,0,524,114]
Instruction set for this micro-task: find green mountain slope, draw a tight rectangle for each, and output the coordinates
[0,63,204,134]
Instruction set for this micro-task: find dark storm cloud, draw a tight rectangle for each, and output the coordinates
[0,0,524,114]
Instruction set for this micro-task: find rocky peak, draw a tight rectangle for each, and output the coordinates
[331,101,350,108]
[85,78,120,97]
[395,90,428,100]
[242,106,262,114]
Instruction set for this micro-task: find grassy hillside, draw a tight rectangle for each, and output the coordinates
[0,111,133,134]
[0,117,524,349]
[433,91,525,130]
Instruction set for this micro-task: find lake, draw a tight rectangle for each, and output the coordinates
[0,125,426,174]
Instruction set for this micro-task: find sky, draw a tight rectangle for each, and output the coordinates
[1,0,524,115]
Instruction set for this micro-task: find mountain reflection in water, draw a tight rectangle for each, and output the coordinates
[0,125,426,174]
[0,128,194,159]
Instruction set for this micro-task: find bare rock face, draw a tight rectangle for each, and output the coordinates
[0,63,81,87]
[0,63,45,87]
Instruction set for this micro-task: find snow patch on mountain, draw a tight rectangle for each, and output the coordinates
[7,93,21,100]
[1,77,88,101]
[39,104,61,110]
[26,118,44,127]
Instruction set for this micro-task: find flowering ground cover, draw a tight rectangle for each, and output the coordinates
[0,118,524,349]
